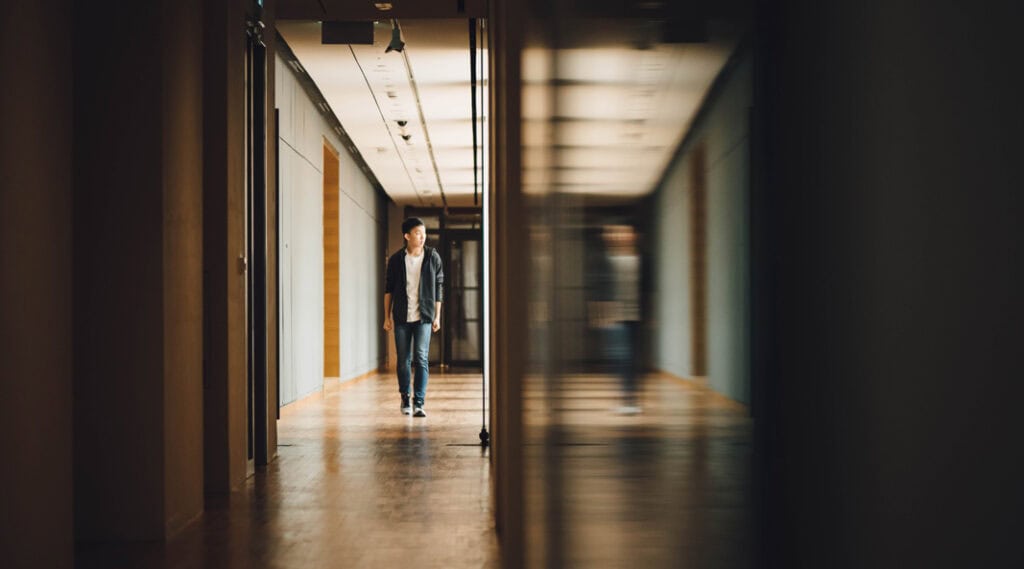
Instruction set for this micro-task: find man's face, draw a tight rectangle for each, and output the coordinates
[603,225,636,253]
[404,225,426,249]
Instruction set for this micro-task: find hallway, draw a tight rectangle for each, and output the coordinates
[7,2,1024,567]
[77,373,499,569]
[74,372,752,569]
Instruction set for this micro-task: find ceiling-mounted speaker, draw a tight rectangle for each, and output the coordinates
[322,21,375,45]
[385,21,405,53]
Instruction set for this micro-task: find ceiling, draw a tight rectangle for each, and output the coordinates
[278,0,486,20]
[521,20,742,199]
[278,19,486,207]
[278,14,741,206]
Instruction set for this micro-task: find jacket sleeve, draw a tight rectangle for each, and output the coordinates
[384,255,394,294]
[434,250,444,302]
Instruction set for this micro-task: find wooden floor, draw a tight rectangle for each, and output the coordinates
[76,371,752,569]
[523,374,754,569]
[77,372,498,569]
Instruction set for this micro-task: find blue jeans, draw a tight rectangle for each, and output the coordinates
[605,321,640,405]
[394,320,432,402]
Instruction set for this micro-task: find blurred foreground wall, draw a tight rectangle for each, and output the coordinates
[755,1,1024,566]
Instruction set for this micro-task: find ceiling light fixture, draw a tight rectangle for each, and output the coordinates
[385,19,404,53]
[374,2,393,11]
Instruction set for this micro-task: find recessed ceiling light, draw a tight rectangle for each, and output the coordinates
[374,3,393,11]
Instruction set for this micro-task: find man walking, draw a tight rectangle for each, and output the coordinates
[383,217,444,417]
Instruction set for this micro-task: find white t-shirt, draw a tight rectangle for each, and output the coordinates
[610,253,641,322]
[405,251,424,322]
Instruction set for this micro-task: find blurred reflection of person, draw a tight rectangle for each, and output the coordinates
[590,224,643,414]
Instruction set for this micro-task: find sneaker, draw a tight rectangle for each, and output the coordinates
[413,399,426,417]
[401,394,412,415]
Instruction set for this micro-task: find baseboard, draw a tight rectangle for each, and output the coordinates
[279,371,382,416]
[165,509,203,541]
[336,369,378,387]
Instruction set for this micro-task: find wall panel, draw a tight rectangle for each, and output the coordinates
[276,51,386,406]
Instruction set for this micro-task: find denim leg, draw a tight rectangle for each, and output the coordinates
[622,321,639,404]
[411,321,432,402]
[394,323,414,395]
[604,323,635,403]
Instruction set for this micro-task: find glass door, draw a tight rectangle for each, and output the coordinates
[445,231,483,368]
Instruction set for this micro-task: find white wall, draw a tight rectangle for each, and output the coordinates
[276,52,385,406]
[384,200,404,371]
[653,49,752,404]
[654,161,695,377]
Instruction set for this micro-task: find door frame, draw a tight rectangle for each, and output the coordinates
[244,13,270,471]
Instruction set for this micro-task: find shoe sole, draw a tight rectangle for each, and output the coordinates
[413,409,426,417]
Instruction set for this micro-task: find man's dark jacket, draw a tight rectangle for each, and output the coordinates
[384,246,444,324]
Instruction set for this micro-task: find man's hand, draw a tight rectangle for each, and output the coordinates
[383,317,393,331]
[432,318,441,332]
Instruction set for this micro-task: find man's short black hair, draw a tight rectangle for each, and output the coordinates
[402,217,426,234]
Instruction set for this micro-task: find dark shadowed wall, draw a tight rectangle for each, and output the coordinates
[73,0,205,541]
[0,1,74,567]
[755,1,1024,567]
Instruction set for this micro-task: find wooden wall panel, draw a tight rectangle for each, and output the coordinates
[690,144,708,377]
[323,142,341,378]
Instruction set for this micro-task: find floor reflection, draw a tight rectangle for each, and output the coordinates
[75,372,749,568]
[526,374,753,569]
[76,373,497,569]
